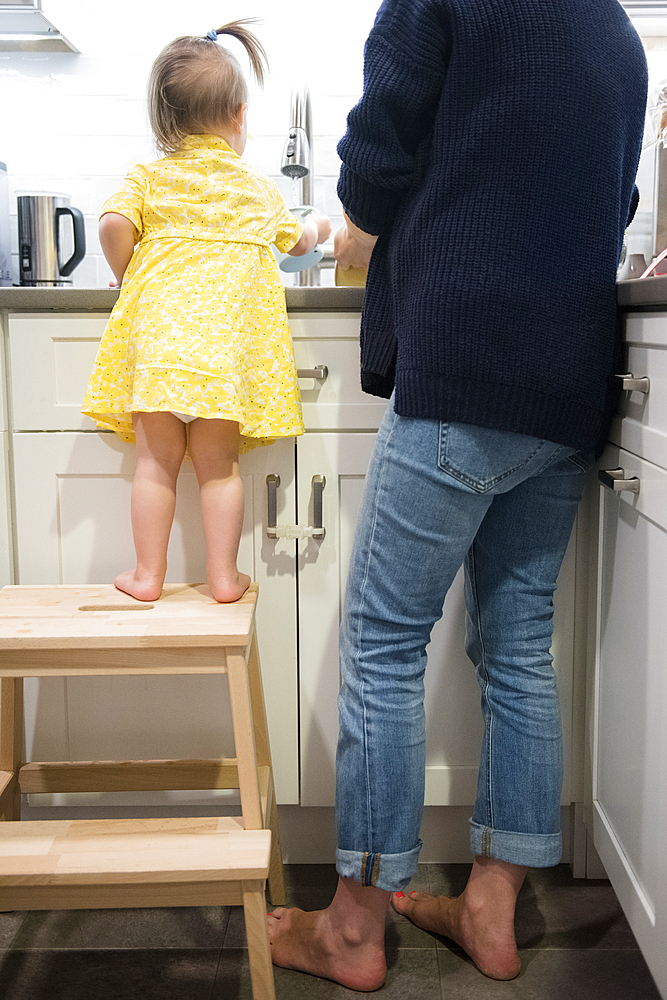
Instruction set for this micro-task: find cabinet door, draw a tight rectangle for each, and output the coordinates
[591,445,667,994]
[290,313,387,430]
[296,431,577,807]
[609,313,667,471]
[12,431,299,805]
[8,313,107,430]
[0,315,13,585]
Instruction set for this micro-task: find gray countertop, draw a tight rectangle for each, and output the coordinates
[2,280,665,312]
[617,275,667,309]
[0,286,364,312]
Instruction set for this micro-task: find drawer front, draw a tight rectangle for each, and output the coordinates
[8,311,383,433]
[610,313,667,470]
[294,338,386,430]
[290,312,384,430]
[9,313,107,431]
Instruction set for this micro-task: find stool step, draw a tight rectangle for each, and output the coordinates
[0,817,270,910]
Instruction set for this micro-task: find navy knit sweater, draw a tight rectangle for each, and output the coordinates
[337,0,647,454]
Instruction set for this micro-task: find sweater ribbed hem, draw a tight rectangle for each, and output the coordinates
[383,370,610,454]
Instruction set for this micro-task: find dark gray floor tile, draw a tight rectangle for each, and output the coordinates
[524,865,611,890]
[425,863,472,898]
[223,905,248,949]
[78,906,230,950]
[417,863,639,954]
[0,948,221,1000]
[10,910,86,950]
[0,912,27,950]
[215,946,442,999]
[515,879,639,950]
[282,864,339,891]
[386,904,438,950]
[436,947,661,999]
[11,906,230,951]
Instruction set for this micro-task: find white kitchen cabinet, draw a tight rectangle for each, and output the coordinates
[4,310,577,833]
[295,430,577,808]
[590,445,667,994]
[0,312,13,586]
[586,310,667,997]
[10,429,299,804]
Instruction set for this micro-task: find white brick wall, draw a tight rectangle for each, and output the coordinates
[0,0,379,286]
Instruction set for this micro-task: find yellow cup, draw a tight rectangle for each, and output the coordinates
[334,263,367,287]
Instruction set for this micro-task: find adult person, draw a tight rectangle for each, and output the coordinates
[267,0,647,991]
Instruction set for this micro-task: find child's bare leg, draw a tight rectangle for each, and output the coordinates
[115,411,186,601]
[188,418,251,603]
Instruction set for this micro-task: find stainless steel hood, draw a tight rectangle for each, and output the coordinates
[0,1,77,52]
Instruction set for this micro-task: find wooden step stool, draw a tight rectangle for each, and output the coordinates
[0,583,283,1000]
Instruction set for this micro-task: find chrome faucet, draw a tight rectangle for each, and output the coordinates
[281,85,327,286]
[281,84,313,208]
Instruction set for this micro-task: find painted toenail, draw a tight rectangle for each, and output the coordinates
[395,891,405,898]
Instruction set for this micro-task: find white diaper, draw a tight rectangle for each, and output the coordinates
[171,411,198,424]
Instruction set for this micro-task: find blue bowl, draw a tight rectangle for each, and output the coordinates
[278,246,324,273]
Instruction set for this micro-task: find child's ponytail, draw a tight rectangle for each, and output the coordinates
[149,20,269,155]
[209,19,267,87]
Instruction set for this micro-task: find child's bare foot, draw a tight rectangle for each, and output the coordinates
[114,569,163,602]
[267,906,386,992]
[208,570,251,603]
[392,889,521,980]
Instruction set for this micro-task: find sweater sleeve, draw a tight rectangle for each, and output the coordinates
[337,0,451,235]
[627,184,640,227]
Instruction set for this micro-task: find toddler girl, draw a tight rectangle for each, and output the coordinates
[83,20,331,603]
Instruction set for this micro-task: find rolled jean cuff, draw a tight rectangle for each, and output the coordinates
[469,819,562,868]
[336,841,423,892]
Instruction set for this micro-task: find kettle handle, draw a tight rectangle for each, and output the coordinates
[56,206,86,277]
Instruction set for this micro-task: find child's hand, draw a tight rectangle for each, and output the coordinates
[316,215,332,245]
[287,212,331,258]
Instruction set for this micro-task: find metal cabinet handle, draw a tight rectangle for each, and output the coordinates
[265,473,327,540]
[297,365,328,381]
[266,474,280,538]
[614,373,650,393]
[311,475,326,539]
[598,468,640,494]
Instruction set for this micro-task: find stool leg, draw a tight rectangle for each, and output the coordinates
[226,648,262,830]
[242,879,276,1000]
[0,678,23,822]
[266,779,286,906]
[247,632,286,905]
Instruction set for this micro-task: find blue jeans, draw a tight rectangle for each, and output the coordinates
[335,401,593,892]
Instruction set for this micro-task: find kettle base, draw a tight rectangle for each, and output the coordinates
[19,280,73,287]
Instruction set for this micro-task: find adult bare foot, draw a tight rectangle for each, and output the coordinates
[267,905,386,992]
[392,881,521,980]
[114,569,162,602]
[208,570,251,603]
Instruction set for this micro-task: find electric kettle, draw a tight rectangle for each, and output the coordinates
[17,194,86,286]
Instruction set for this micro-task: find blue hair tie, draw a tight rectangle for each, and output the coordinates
[206,28,218,41]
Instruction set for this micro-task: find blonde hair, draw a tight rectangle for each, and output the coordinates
[148,19,267,155]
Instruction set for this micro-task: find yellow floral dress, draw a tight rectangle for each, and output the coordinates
[82,135,305,451]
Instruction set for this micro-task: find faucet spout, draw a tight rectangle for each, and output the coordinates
[281,84,312,207]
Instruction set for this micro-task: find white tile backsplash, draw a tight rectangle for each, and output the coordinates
[0,0,378,286]
[8,4,659,288]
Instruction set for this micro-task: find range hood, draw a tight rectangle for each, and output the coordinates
[0,1,77,52]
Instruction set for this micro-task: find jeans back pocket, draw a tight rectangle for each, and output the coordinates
[437,422,564,494]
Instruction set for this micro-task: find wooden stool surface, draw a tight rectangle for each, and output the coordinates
[0,816,270,884]
[0,583,258,650]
